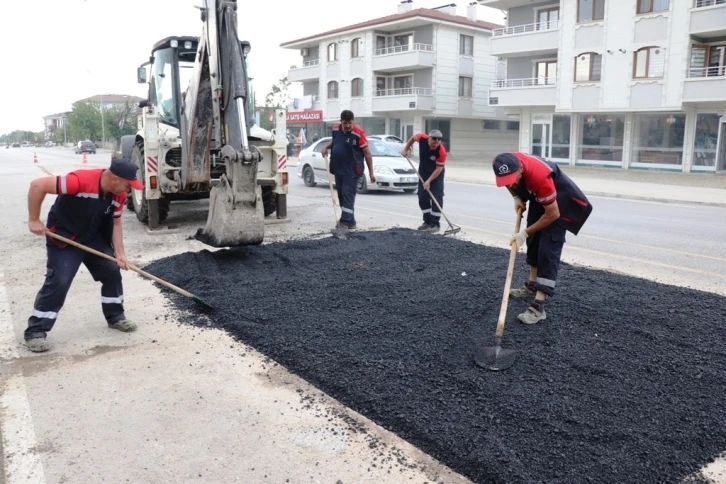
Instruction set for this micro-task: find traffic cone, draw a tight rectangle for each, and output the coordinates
[82,153,88,164]
[33,152,38,164]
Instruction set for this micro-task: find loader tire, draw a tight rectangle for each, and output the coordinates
[131,145,169,226]
[262,186,276,217]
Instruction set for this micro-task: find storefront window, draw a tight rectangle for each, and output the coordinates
[578,114,625,163]
[693,113,720,169]
[552,115,571,159]
[633,113,685,166]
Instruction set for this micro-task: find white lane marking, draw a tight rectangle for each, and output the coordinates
[0,270,47,484]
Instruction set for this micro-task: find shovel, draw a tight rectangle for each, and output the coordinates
[323,154,348,240]
[474,209,523,371]
[403,156,461,236]
[44,231,214,311]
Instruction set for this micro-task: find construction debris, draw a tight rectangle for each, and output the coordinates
[145,229,726,484]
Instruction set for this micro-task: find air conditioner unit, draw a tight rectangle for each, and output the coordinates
[301,48,310,56]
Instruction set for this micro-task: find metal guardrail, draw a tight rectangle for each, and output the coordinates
[491,78,558,88]
[687,66,726,77]
[493,20,560,37]
[374,43,434,56]
[693,0,726,7]
[375,88,434,96]
[300,59,319,68]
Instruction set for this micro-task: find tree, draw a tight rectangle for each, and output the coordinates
[104,102,138,140]
[65,102,103,142]
[264,76,292,109]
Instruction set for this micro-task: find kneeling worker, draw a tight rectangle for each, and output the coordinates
[492,152,593,324]
[25,159,143,352]
[401,129,448,232]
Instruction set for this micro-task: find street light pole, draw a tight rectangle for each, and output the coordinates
[100,94,105,149]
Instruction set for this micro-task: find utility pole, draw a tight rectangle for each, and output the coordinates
[63,116,67,144]
[100,94,105,149]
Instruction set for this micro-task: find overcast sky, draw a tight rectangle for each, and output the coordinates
[0,0,504,134]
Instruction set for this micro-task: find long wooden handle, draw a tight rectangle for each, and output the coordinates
[494,210,524,338]
[403,155,455,227]
[44,230,195,299]
[323,155,340,225]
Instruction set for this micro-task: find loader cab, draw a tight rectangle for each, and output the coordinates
[138,36,199,129]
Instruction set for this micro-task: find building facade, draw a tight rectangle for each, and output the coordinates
[43,112,70,141]
[482,0,726,173]
[280,1,519,159]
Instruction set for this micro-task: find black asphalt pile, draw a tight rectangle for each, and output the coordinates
[144,229,726,484]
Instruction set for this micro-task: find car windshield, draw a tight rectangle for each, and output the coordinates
[368,138,401,157]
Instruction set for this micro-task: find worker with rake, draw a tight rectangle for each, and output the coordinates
[24,159,142,352]
[401,129,448,233]
[321,110,375,230]
[492,152,593,324]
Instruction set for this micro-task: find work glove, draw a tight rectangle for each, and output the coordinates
[513,196,526,214]
[510,229,528,251]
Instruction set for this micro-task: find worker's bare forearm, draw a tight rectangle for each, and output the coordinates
[427,166,443,183]
[112,220,126,257]
[363,149,373,170]
[526,203,560,235]
[27,189,45,222]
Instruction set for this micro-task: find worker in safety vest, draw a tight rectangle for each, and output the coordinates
[24,158,143,352]
[492,152,593,325]
[401,129,448,232]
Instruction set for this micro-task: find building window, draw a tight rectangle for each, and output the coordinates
[552,115,571,159]
[537,7,560,29]
[393,34,413,52]
[633,113,686,166]
[693,113,720,169]
[351,78,363,97]
[375,36,387,54]
[577,0,605,23]
[327,81,339,99]
[483,120,500,130]
[458,76,473,97]
[536,60,557,85]
[425,119,451,152]
[575,53,602,82]
[351,38,362,58]
[507,121,520,131]
[578,114,626,163]
[459,35,474,56]
[375,76,387,95]
[633,47,665,79]
[393,75,413,92]
[689,44,726,78]
[327,43,337,62]
[637,0,669,14]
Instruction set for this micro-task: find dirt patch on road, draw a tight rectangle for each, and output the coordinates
[144,228,726,484]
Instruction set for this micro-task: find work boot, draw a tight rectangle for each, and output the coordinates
[518,300,546,325]
[26,337,52,353]
[426,223,441,233]
[108,319,137,332]
[417,222,431,231]
[510,281,536,298]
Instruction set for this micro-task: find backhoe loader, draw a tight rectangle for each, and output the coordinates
[120,0,288,247]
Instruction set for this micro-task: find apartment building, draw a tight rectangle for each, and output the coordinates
[280,1,519,159]
[482,0,726,173]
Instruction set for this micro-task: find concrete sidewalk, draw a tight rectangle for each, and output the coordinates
[288,156,726,207]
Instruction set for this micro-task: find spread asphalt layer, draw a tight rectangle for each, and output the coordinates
[144,229,726,484]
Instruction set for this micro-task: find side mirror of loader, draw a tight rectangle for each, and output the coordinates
[137,67,147,84]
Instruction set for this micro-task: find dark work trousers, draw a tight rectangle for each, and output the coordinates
[25,234,126,340]
[418,174,444,226]
[525,202,567,297]
[334,173,358,226]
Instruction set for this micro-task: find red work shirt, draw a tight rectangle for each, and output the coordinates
[512,152,557,206]
[56,169,127,219]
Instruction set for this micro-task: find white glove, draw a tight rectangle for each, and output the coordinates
[510,229,528,251]
[513,196,526,214]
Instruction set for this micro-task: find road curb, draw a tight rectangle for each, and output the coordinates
[444,176,726,208]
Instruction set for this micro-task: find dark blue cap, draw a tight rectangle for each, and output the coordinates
[110,158,143,189]
[492,153,521,187]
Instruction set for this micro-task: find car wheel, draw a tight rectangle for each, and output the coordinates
[303,165,316,187]
[356,176,368,194]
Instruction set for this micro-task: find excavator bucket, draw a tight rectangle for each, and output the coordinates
[194,147,264,247]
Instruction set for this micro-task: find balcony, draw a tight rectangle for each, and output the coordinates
[491,21,560,57]
[372,44,435,73]
[372,88,434,112]
[683,66,726,102]
[690,0,726,38]
[288,59,320,82]
[488,78,557,107]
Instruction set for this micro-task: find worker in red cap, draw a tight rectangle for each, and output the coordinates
[492,152,593,324]
[24,158,144,352]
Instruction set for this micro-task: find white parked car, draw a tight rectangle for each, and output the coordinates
[296,137,420,194]
[368,134,419,157]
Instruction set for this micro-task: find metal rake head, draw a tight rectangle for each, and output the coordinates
[444,225,462,236]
